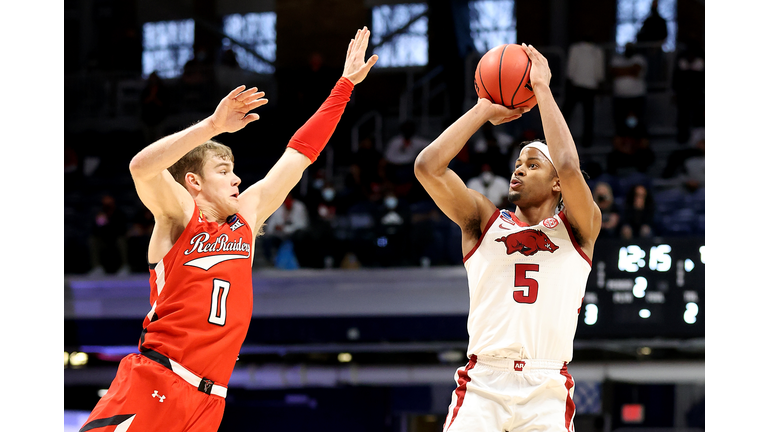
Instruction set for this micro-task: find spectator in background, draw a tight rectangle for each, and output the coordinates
[140,71,170,143]
[346,135,386,203]
[181,45,216,109]
[636,0,669,46]
[472,122,514,178]
[592,182,621,238]
[563,32,605,147]
[661,127,704,192]
[384,120,430,195]
[606,134,655,176]
[304,181,344,268]
[467,163,510,208]
[88,194,129,275]
[672,40,705,144]
[216,48,250,94]
[262,193,310,266]
[126,204,155,273]
[610,43,647,139]
[636,0,669,85]
[374,188,411,267]
[620,184,655,239]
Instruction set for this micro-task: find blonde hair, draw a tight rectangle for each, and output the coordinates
[168,140,234,187]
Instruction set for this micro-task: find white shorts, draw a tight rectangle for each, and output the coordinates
[443,355,575,432]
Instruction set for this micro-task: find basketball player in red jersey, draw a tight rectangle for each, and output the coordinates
[415,44,601,432]
[79,28,378,432]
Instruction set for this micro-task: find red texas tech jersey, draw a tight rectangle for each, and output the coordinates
[140,203,254,387]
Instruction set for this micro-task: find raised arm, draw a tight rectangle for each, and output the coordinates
[522,43,601,255]
[414,99,526,254]
[129,86,266,225]
[239,27,379,234]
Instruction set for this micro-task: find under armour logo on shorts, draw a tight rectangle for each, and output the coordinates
[152,390,166,402]
[514,361,525,371]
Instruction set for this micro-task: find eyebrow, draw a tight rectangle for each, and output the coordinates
[516,157,544,163]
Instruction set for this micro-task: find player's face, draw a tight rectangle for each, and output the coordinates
[509,147,557,207]
[200,155,241,215]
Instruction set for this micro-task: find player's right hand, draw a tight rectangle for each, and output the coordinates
[477,98,529,125]
[342,27,379,85]
[207,86,268,134]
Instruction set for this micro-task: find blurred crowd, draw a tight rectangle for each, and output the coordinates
[64,27,704,274]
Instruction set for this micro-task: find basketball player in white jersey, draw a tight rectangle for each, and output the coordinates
[414,44,600,431]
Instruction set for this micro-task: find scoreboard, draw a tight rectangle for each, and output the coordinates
[576,237,705,339]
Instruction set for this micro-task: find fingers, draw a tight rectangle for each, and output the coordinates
[226,85,247,99]
[240,91,266,105]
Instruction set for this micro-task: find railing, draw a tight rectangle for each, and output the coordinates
[350,110,383,153]
[399,65,449,135]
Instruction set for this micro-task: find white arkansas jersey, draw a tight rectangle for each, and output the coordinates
[463,208,592,362]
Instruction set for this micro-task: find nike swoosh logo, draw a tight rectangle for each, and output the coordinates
[184,254,250,271]
[499,223,511,230]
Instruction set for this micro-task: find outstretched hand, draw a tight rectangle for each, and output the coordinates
[521,43,552,91]
[342,27,379,85]
[208,86,268,134]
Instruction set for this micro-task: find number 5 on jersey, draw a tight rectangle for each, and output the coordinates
[209,279,230,326]
[514,264,539,304]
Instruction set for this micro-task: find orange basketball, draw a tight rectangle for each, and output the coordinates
[474,44,537,109]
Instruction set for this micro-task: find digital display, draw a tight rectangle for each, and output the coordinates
[577,238,705,338]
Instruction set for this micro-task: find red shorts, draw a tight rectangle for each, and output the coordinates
[79,353,226,432]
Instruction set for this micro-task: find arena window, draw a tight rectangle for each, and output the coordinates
[615,0,677,52]
[468,0,516,52]
[141,19,195,79]
[371,3,429,68]
[222,12,277,74]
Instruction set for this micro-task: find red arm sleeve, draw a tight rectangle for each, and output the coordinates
[287,77,354,163]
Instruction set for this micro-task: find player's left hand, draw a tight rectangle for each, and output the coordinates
[521,43,552,91]
[342,27,379,85]
[208,86,268,134]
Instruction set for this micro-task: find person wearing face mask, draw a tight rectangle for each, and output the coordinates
[466,164,510,208]
[374,190,411,267]
[610,42,648,139]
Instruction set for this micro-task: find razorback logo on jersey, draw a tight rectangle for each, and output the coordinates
[182,232,251,270]
[495,229,559,256]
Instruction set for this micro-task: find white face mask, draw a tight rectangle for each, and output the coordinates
[481,171,494,183]
[322,188,335,202]
[384,196,398,209]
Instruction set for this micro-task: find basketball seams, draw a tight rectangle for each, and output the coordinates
[498,44,508,106]
[478,59,496,105]
[510,58,530,108]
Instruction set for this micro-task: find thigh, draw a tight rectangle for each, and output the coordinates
[79,354,225,432]
[503,372,574,432]
[443,365,509,432]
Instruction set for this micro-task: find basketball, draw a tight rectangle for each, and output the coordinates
[474,44,537,109]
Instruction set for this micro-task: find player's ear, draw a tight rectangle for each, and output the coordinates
[185,172,202,192]
[552,176,561,193]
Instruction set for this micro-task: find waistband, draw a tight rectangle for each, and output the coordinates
[474,355,567,373]
[141,349,227,398]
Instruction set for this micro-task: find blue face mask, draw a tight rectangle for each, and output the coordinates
[626,115,638,128]
[384,196,398,210]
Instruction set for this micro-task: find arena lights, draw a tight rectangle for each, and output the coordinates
[69,352,89,367]
[337,353,352,363]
